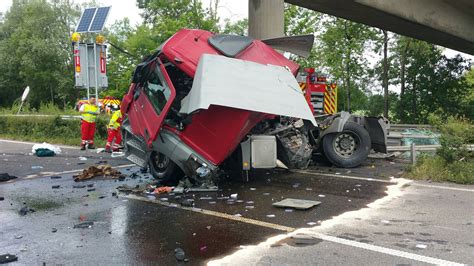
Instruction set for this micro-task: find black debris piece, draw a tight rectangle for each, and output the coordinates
[87,188,96,192]
[73,185,86,189]
[77,162,86,165]
[52,185,60,189]
[0,197,4,201]
[0,254,18,264]
[50,175,62,179]
[0,173,17,182]
[111,192,117,197]
[99,196,106,199]
[74,221,94,229]
[97,160,108,164]
[19,206,34,216]
[174,248,186,262]
[180,199,194,207]
[87,184,94,188]
[52,228,58,233]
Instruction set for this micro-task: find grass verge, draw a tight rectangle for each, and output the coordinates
[0,115,109,147]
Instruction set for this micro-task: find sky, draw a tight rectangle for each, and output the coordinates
[0,0,471,79]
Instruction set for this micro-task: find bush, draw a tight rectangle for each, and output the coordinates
[428,115,473,163]
[407,115,473,184]
[0,115,109,146]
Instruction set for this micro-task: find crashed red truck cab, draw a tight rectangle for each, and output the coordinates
[121,29,388,187]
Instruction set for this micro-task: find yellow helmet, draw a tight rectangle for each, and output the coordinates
[71,32,81,42]
[96,35,105,44]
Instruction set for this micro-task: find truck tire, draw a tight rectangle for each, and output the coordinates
[322,122,371,168]
[148,151,183,184]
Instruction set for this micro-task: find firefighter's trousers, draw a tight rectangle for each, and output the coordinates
[81,120,96,145]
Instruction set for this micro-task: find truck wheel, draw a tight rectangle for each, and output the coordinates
[148,151,183,184]
[322,122,371,168]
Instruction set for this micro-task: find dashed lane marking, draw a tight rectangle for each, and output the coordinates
[122,193,464,266]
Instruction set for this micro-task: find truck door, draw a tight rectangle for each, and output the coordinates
[131,58,176,147]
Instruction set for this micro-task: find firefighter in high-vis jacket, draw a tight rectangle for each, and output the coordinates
[79,97,99,150]
[105,108,123,153]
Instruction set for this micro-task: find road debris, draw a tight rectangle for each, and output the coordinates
[87,188,96,192]
[31,166,43,170]
[18,206,35,216]
[174,248,187,262]
[230,193,238,199]
[78,157,87,161]
[153,186,173,195]
[266,214,276,218]
[416,244,427,249]
[74,221,94,229]
[52,185,60,189]
[32,142,61,155]
[0,197,4,201]
[291,234,320,245]
[52,228,58,233]
[0,173,17,182]
[72,185,86,189]
[273,198,321,210]
[50,175,62,179]
[0,254,18,264]
[73,164,124,182]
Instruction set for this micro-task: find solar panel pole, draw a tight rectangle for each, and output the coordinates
[93,42,99,106]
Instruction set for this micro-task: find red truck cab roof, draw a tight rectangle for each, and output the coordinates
[160,29,299,77]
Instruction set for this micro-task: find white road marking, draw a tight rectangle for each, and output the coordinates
[0,139,78,150]
[293,169,395,183]
[412,183,474,192]
[123,193,463,266]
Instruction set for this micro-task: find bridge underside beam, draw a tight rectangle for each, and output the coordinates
[286,0,474,55]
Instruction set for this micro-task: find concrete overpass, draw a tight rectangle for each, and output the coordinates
[249,0,474,55]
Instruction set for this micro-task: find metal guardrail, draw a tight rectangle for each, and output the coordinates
[388,144,473,164]
[389,124,433,130]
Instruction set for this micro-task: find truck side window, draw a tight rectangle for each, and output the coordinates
[143,65,171,115]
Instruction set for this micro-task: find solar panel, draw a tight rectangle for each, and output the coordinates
[76,8,97,32]
[89,7,111,32]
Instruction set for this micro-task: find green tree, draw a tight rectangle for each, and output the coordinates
[316,17,377,112]
[0,0,81,108]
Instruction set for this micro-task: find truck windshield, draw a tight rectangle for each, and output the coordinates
[143,64,171,115]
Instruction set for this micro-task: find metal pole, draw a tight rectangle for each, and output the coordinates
[411,143,417,164]
[84,43,90,100]
[93,42,99,106]
[17,101,24,115]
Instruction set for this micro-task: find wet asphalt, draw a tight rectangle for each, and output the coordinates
[0,139,405,265]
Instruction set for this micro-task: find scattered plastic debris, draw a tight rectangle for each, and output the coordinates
[250,188,256,191]
[305,188,313,191]
[292,183,300,188]
[416,244,427,249]
[18,206,35,216]
[0,254,18,264]
[31,166,43,170]
[52,185,60,189]
[0,173,17,182]
[307,222,317,226]
[14,235,23,239]
[245,206,254,209]
[152,186,174,195]
[273,198,321,210]
[263,192,270,196]
[246,201,254,204]
[52,228,58,233]
[381,220,390,224]
[32,143,61,156]
[50,175,62,179]
[111,151,125,157]
[78,157,87,161]
[73,185,86,189]
[200,246,208,252]
[174,248,187,262]
[74,221,94,229]
[284,209,294,213]
[266,214,276,218]
[230,193,238,199]
[234,214,242,217]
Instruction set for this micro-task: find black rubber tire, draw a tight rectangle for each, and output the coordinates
[148,151,184,184]
[322,121,371,168]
